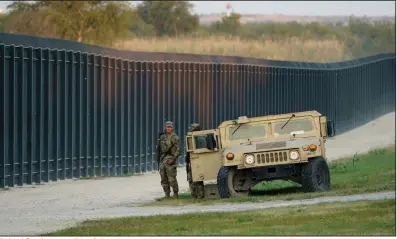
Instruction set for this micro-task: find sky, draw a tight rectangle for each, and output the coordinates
[0,1,395,16]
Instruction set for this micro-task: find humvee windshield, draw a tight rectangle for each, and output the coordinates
[273,118,314,136]
[228,124,267,141]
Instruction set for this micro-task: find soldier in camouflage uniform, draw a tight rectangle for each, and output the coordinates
[185,123,205,199]
[158,121,181,199]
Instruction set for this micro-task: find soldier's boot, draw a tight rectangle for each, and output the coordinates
[173,191,179,199]
[163,186,171,199]
[189,182,197,199]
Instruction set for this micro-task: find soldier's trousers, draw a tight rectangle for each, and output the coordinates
[187,170,204,199]
[159,161,179,194]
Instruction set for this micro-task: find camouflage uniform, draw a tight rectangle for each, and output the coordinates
[158,121,181,198]
[185,123,205,199]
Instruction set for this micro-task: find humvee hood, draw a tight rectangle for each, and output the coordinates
[223,136,320,155]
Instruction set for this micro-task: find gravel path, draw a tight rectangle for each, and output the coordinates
[52,191,397,218]
[0,112,395,236]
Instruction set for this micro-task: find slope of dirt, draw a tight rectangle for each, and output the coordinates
[326,112,395,161]
[0,111,394,235]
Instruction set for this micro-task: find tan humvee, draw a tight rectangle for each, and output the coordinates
[185,110,336,199]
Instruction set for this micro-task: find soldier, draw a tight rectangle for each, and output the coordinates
[157,121,181,199]
[185,123,205,199]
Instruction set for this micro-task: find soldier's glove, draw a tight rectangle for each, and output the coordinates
[166,158,174,165]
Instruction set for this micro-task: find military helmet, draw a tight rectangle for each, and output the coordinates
[189,123,201,132]
[164,121,174,128]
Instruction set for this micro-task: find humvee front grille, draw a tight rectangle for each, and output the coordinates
[256,151,289,164]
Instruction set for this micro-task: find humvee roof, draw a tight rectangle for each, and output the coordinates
[218,110,322,128]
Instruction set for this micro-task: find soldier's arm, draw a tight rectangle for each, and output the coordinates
[158,134,165,153]
[172,135,181,159]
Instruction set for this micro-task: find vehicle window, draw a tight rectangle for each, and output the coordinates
[273,119,313,136]
[228,124,267,141]
[206,133,217,149]
[194,133,217,149]
[194,135,207,149]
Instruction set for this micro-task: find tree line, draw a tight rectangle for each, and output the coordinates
[0,1,395,58]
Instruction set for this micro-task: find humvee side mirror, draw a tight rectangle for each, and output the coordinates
[326,120,335,137]
[206,134,216,150]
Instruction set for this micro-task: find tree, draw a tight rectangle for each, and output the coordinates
[5,1,133,45]
[4,2,57,37]
[0,13,5,33]
[210,12,241,36]
[137,1,199,37]
[129,9,157,37]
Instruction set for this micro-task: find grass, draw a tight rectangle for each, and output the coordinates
[113,36,352,63]
[44,199,396,236]
[142,145,396,206]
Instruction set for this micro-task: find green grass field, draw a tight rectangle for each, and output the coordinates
[45,199,396,236]
[43,146,396,236]
[143,145,395,206]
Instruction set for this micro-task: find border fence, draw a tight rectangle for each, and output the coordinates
[0,33,395,188]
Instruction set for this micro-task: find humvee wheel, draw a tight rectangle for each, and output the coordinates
[217,166,251,198]
[301,157,330,192]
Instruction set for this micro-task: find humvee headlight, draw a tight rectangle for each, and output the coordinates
[289,150,299,160]
[245,154,255,165]
[226,153,234,160]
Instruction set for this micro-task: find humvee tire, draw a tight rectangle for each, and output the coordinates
[217,166,251,198]
[301,157,330,192]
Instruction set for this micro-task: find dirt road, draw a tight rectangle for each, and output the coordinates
[47,191,397,218]
[0,112,395,235]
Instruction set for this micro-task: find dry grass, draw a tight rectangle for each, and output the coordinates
[114,36,352,63]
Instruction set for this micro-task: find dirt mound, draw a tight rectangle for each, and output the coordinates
[326,112,395,161]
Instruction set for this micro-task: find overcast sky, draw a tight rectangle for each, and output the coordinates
[0,1,395,16]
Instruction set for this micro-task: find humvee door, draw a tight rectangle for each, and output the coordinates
[185,129,222,182]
